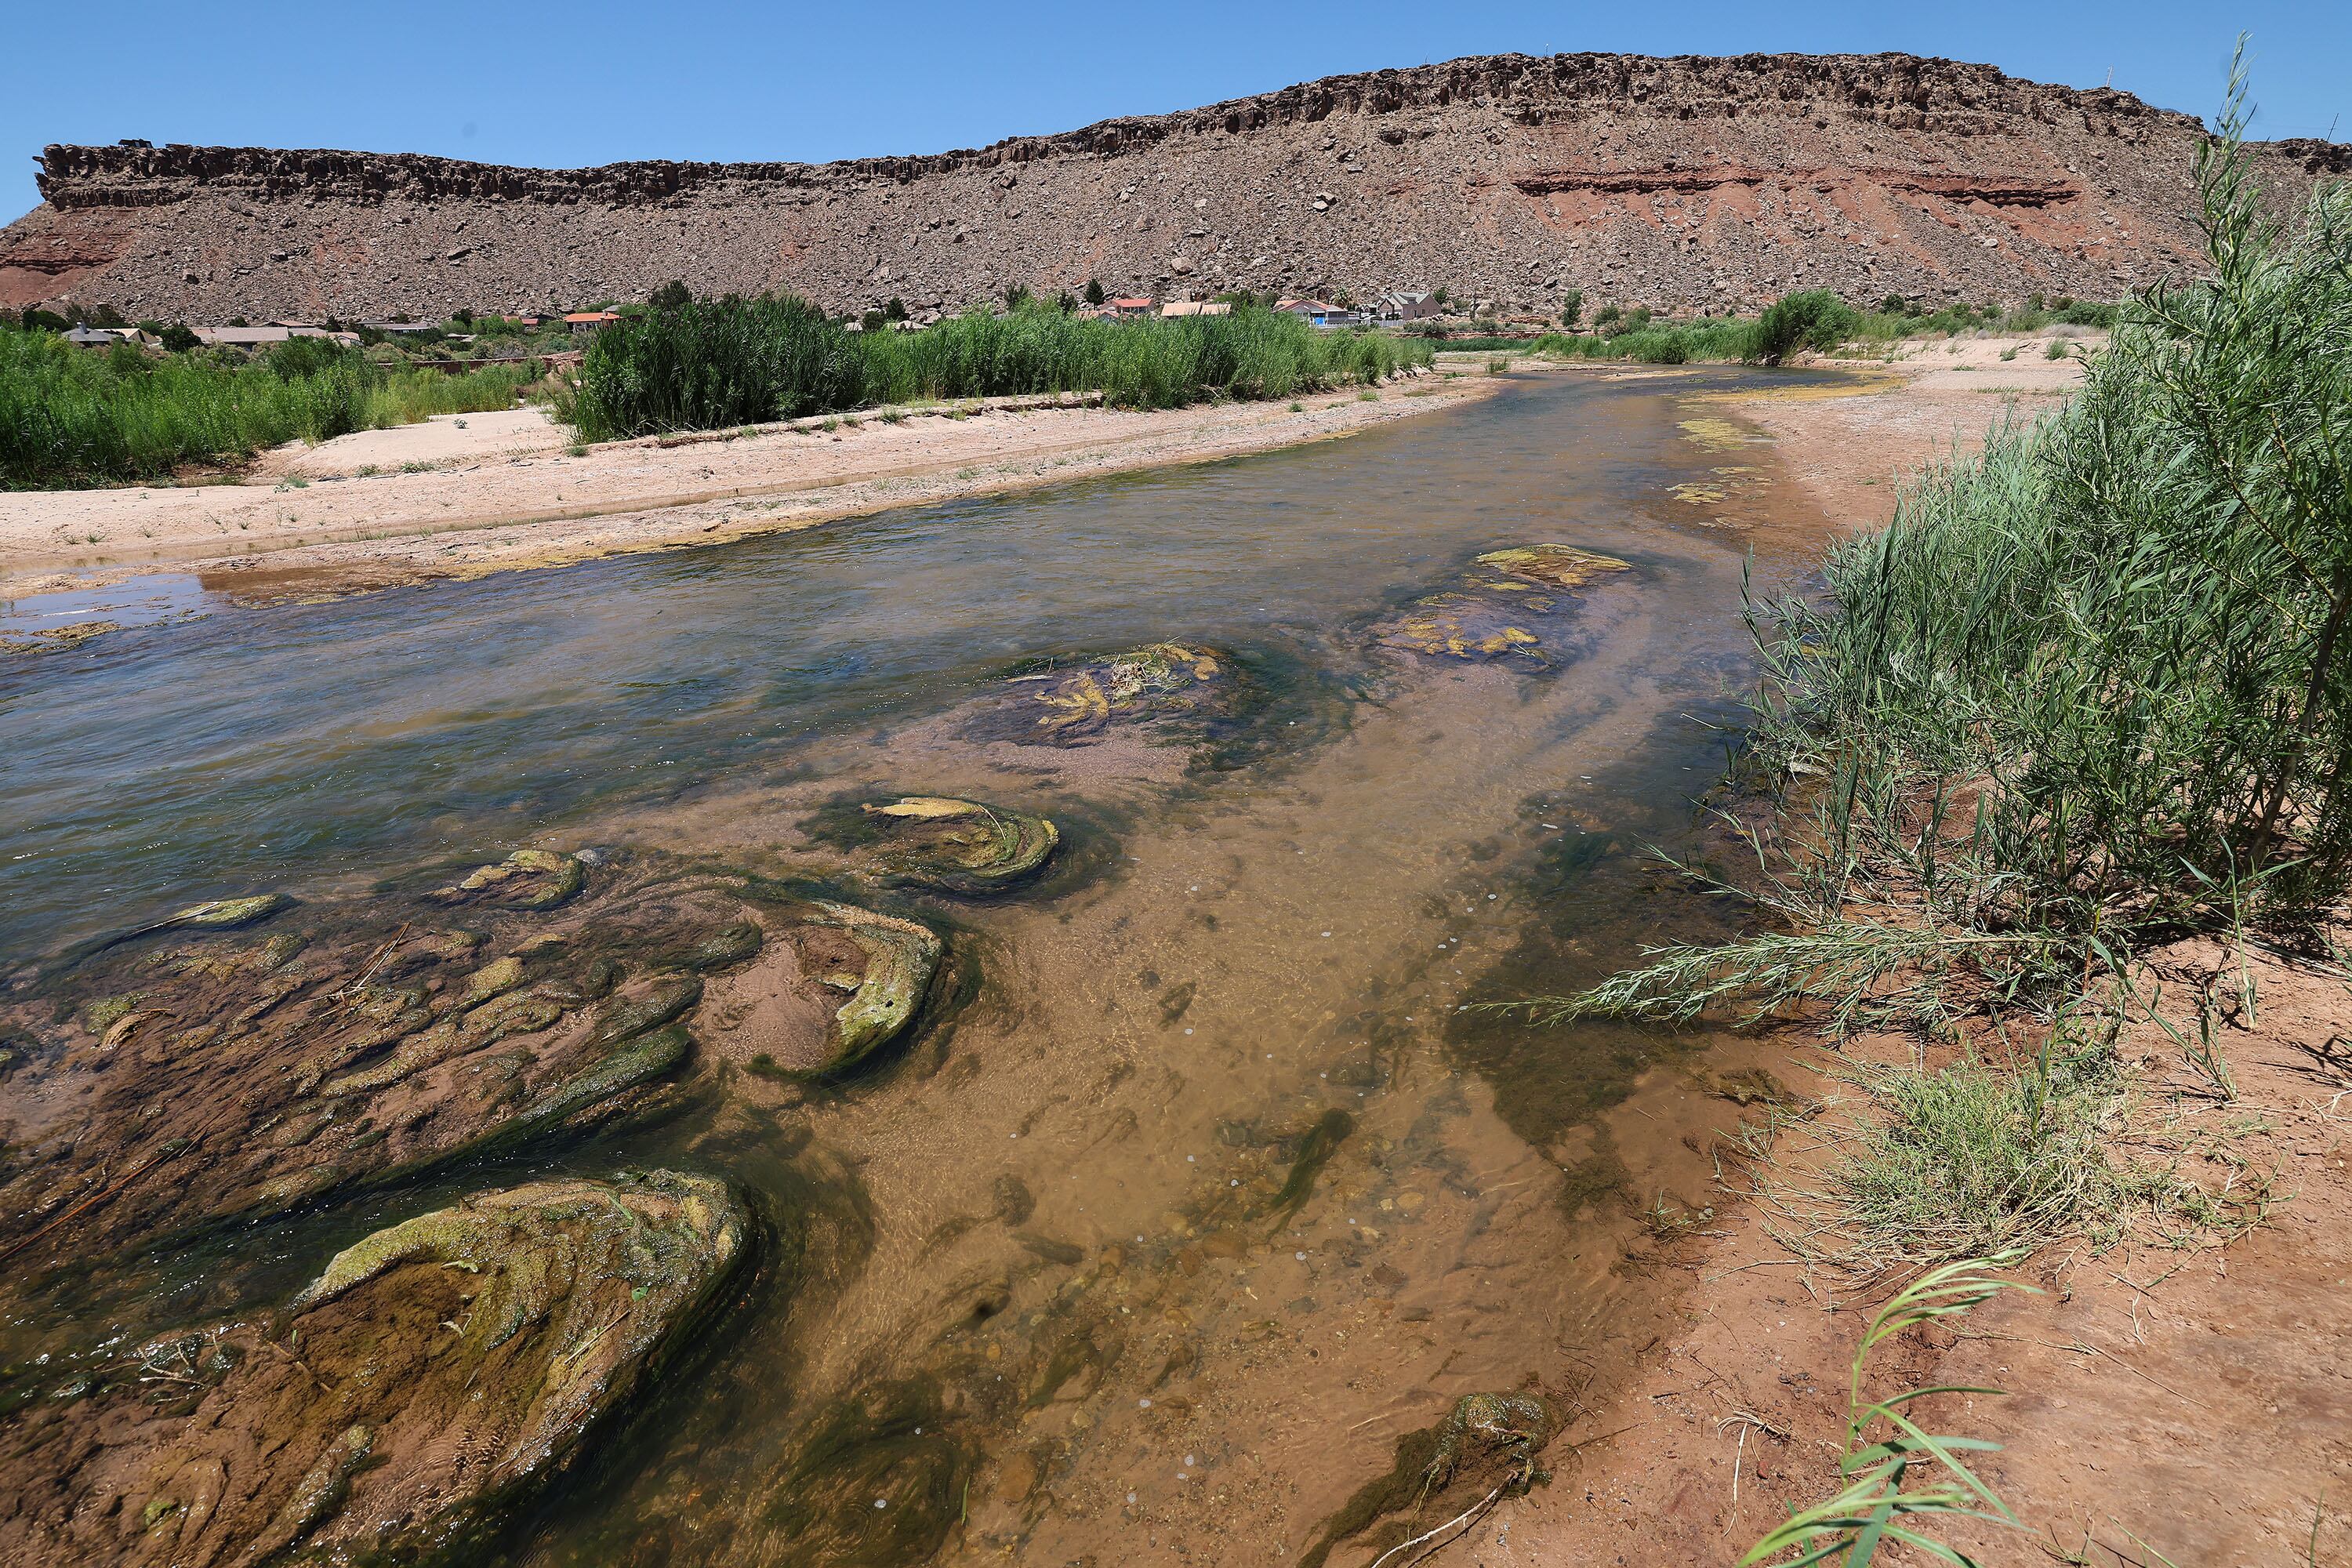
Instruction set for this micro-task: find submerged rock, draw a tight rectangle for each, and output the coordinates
[0,880,699,1264]
[855,797,1058,892]
[1019,642,1229,742]
[700,898,944,1079]
[0,1172,746,1567]
[1377,543,1630,665]
[434,848,587,911]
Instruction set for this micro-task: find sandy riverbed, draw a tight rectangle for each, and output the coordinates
[0,376,1495,605]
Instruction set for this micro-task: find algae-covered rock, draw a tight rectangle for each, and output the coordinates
[855,797,1058,892]
[1022,642,1227,740]
[1472,544,1629,590]
[806,901,943,1072]
[0,1172,746,1567]
[1377,544,1631,666]
[699,900,943,1080]
[435,848,586,911]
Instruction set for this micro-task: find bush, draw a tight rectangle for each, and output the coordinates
[565,296,1432,440]
[0,329,531,488]
[1748,289,1858,365]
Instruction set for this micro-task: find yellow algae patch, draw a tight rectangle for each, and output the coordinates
[1473,544,1631,590]
[1384,595,1544,659]
[1675,416,1766,452]
[1671,483,1728,506]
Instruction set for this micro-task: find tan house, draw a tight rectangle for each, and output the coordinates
[1159,300,1232,318]
[1106,297,1155,319]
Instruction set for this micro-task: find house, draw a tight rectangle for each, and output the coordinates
[63,325,122,347]
[1273,298,1361,329]
[193,325,294,347]
[1374,290,1443,322]
[564,310,622,334]
[1159,300,1232,318]
[1106,297,1155,319]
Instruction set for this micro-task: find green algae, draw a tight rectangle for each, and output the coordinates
[437,848,587,911]
[800,902,942,1075]
[850,797,1058,894]
[760,1378,972,1568]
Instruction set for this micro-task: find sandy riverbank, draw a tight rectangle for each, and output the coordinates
[0,376,1494,610]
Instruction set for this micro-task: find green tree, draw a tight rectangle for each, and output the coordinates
[649,280,692,312]
[1083,278,1105,307]
[884,297,908,321]
[159,323,199,354]
[1559,289,1584,330]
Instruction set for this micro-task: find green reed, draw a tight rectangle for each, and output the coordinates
[1536,60,2352,1030]
[563,298,1433,441]
[0,333,532,488]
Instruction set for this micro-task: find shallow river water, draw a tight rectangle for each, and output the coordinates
[0,369,1834,1566]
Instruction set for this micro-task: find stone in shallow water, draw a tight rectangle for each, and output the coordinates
[434,848,587,910]
[0,1171,746,1567]
[855,797,1058,892]
[1376,543,1631,664]
[1025,642,1227,739]
[698,899,943,1079]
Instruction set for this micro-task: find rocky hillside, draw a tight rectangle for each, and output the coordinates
[5,52,2343,324]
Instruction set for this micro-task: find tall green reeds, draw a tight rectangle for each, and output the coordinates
[1539,62,2352,1025]
[564,299,1432,441]
[0,333,532,488]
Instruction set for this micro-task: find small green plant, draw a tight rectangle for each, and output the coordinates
[2044,339,2070,361]
[1357,389,1380,401]
[1287,401,1305,412]
[1487,355,1511,375]
[1744,1254,2035,1567]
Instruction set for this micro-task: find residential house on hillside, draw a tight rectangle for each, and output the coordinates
[564,310,622,334]
[1106,297,1154,319]
[193,325,293,347]
[1374,290,1442,322]
[1273,298,1361,328]
[1159,300,1232,318]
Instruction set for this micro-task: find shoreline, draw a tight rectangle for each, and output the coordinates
[1,375,1497,622]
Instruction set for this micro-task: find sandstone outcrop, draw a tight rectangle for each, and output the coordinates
[5,53,2339,321]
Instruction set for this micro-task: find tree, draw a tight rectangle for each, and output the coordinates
[1083,278,1105,307]
[1004,283,1033,311]
[159,323,199,354]
[649,280,692,312]
[1432,285,1450,307]
[1559,289,1584,330]
[861,309,886,332]
[1748,289,1857,365]
[884,297,908,321]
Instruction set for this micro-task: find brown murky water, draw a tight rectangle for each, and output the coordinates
[0,369,1836,1566]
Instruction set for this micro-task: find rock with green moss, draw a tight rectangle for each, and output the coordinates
[804,902,942,1072]
[436,848,586,911]
[1377,544,1630,665]
[0,1172,746,1567]
[854,797,1058,892]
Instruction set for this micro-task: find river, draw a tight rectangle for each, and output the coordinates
[0,368,1830,1566]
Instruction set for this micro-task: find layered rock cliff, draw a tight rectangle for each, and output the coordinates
[3,52,2339,321]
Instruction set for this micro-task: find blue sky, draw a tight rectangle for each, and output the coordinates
[5,2,2345,223]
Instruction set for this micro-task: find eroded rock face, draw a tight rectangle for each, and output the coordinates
[0,1172,746,1567]
[7,53,2339,322]
[1376,543,1630,663]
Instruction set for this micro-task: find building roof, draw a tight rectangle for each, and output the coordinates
[563,310,622,324]
[1107,297,1153,309]
[193,325,293,345]
[1160,301,1232,317]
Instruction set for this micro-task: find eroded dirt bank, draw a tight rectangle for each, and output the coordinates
[0,378,1490,608]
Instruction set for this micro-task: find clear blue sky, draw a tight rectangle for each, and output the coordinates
[5,2,2345,223]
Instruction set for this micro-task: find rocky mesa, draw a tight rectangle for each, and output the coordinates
[4,50,2346,323]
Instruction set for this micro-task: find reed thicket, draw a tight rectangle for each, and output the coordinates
[0,333,530,488]
[562,298,1432,441]
[1538,88,2352,1029]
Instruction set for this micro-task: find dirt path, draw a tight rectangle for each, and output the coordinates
[0,376,1494,606]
